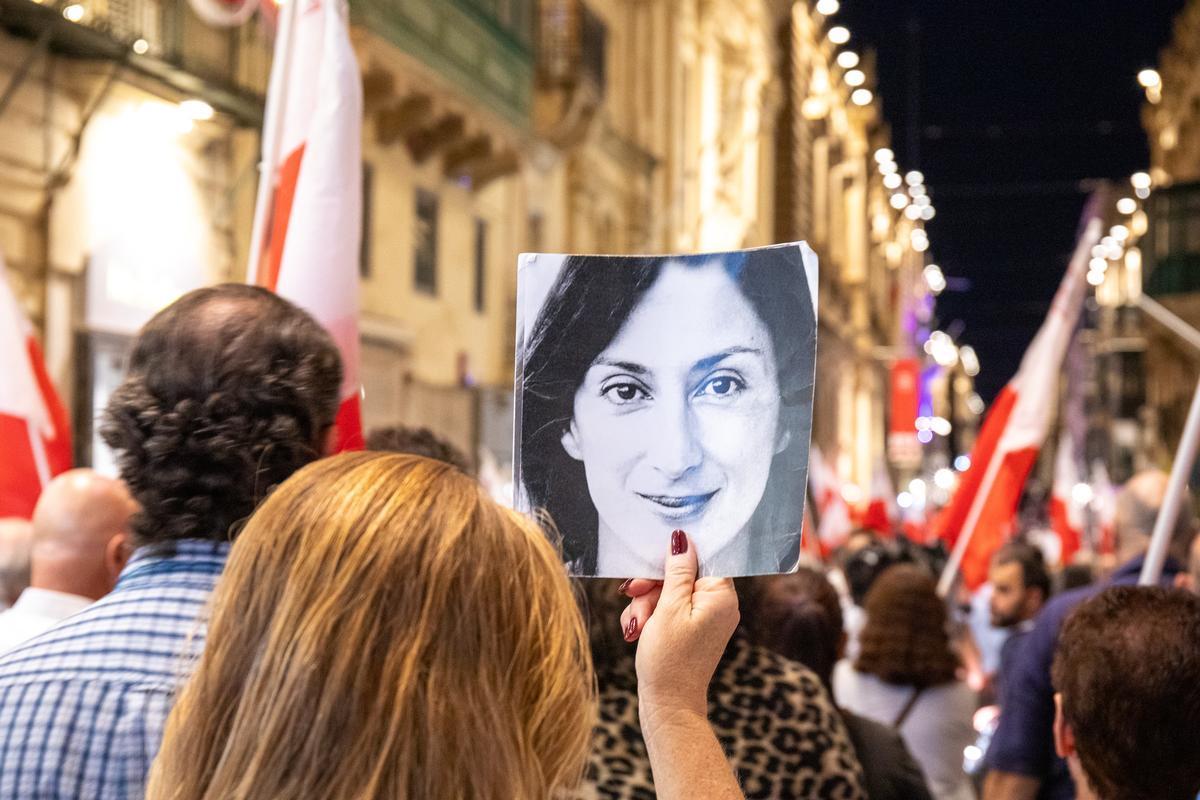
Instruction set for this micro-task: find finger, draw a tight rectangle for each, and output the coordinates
[619,586,663,642]
[692,577,740,626]
[659,529,699,609]
[618,578,662,598]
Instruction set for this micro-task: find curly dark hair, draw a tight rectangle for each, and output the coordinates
[366,425,473,476]
[855,564,958,688]
[101,284,342,548]
[1052,586,1200,800]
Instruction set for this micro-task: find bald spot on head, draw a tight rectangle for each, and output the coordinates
[0,518,33,605]
[1113,470,1197,564]
[31,470,137,599]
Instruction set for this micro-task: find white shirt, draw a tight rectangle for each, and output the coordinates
[834,660,978,800]
[0,588,94,654]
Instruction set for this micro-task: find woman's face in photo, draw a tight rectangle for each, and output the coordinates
[560,259,787,571]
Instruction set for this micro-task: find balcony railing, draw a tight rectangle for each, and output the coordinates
[0,0,266,123]
[1144,181,1200,297]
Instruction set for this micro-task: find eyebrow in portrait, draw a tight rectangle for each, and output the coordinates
[592,358,651,375]
[691,347,764,374]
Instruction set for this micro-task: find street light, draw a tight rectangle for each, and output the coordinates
[180,99,215,121]
[905,170,925,186]
[844,69,866,87]
[1137,68,1161,88]
[874,147,894,163]
[816,0,840,15]
[1116,197,1137,215]
[851,88,873,106]
[1131,171,1152,190]
[883,173,902,189]
[62,4,85,21]
[828,25,850,44]
[837,51,860,69]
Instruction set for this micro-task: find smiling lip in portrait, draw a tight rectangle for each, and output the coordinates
[559,258,789,576]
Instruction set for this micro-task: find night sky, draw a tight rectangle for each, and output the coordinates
[837,0,1186,401]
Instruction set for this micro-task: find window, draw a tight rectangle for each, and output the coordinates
[474,218,487,312]
[360,163,374,279]
[414,188,438,294]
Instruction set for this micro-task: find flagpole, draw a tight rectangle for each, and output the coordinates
[1137,294,1200,585]
[937,448,1004,597]
[246,0,300,285]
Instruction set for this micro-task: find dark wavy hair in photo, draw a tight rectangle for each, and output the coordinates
[101,284,342,548]
[1052,586,1200,800]
[517,247,815,574]
[855,564,958,689]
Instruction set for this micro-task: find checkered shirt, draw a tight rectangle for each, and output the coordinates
[0,539,229,799]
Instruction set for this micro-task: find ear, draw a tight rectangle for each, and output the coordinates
[1174,572,1194,592]
[560,420,584,461]
[1053,692,1076,760]
[774,427,791,455]
[105,532,132,584]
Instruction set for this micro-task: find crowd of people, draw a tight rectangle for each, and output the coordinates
[0,284,1197,799]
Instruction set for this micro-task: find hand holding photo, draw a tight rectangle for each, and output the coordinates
[514,243,818,578]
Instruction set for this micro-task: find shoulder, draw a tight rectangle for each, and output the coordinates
[710,638,867,798]
[842,712,935,800]
[0,583,208,692]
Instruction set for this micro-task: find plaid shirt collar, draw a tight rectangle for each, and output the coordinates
[114,539,232,592]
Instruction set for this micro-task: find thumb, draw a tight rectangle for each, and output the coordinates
[660,529,698,609]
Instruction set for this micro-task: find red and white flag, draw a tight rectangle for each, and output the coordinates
[1048,430,1084,566]
[809,446,854,553]
[1091,460,1117,555]
[248,0,363,451]
[860,462,896,536]
[934,207,1103,593]
[0,262,72,518]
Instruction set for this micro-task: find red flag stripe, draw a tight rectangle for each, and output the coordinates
[256,145,306,293]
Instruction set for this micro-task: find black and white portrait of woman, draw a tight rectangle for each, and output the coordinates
[514,243,818,578]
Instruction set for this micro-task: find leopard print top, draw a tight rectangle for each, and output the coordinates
[571,634,867,799]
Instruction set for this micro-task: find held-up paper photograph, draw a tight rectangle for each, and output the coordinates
[514,243,819,578]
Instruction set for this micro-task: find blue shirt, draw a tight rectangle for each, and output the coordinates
[0,540,229,799]
[985,554,1181,800]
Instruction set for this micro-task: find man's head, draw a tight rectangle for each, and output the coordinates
[989,540,1051,628]
[366,425,473,476]
[0,518,33,606]
[1112,470,1196,564]
[31,469,138,600]
[101,285,342,548]
[1052,586,1200,800]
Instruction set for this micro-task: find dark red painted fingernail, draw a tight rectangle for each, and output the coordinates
[617,579,633,595]
[624,616,638,641]
[671,529,687,556]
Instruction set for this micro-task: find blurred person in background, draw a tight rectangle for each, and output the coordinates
[983,470,1195,800]
[0,469,136,653]
[366,424,474,476]
[0,518,32,611]
[577,572,867,798]
[0,284,343,799]
[840,537,904,660]
[1051,586,1200,800]
[745,567,933,800]
[149,453,745,800]
[987,541,1051,709]
[835,564,977,800]
[1173,531,1200,593]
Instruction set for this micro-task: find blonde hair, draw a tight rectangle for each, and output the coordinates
[147,452,595,800]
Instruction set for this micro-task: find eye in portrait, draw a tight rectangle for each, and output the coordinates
[514,243,818,578]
